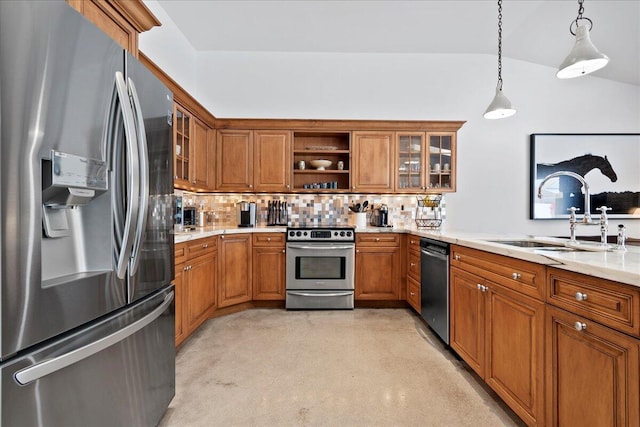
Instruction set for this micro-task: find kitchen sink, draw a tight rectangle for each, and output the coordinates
[486,239,588,252]
[487,240,565,248]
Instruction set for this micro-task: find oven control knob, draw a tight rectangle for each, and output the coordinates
[340,231,345,237]
[346,231,352,237]
[296,231,302,237]
[303,231,308,236]
[289,231,295,237]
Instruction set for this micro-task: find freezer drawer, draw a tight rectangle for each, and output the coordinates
[1,287,175,427]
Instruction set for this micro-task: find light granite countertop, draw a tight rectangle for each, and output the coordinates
[174,225,640,288]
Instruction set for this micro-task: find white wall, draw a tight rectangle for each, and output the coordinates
[140,8,640,238]
[139,0,198,96]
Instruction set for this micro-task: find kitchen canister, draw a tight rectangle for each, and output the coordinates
[355,212,367,229]
[297,160,306,170]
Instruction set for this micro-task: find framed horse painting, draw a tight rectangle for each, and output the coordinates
[530,133,640,219]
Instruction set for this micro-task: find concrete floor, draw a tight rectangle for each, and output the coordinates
[159,309,525,427]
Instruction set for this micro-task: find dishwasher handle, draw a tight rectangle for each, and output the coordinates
[421,247,449,261]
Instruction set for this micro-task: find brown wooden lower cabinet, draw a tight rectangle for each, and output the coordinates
[355,234,400,300]
[546,305,640,427]
[450,262,545,426]
[218,234,252,307]
[252,233,286,300]
[175,249,217,347]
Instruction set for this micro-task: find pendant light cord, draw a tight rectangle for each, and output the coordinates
[571,0,593,34]
[497,0,503,90]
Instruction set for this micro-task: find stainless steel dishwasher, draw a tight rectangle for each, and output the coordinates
[420,238,450,344]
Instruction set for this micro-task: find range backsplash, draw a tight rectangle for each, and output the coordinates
[177,191,446,228]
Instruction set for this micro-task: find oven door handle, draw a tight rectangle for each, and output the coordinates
[287,291,354,297]
[286,244,354,250]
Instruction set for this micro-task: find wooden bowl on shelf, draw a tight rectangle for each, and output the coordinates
[309,159,332,170]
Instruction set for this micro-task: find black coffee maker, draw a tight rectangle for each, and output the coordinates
[236,201,256,227]
[370,204,389,227]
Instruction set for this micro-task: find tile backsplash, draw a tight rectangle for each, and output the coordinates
[178,191,446,228]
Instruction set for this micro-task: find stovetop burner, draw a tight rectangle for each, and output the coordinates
[286,225,355,242]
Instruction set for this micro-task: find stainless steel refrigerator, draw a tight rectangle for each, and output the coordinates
[0,1,175,425]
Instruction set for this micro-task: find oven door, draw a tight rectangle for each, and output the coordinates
[285,242,354,290]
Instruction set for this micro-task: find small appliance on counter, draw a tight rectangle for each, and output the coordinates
[370,204,390,227]
[237,201,256,227]
[182,206,197,230]
[267,200,288,226]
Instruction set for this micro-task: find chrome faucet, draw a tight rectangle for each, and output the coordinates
[537,171,600,243]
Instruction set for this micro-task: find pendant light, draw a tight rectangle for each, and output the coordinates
[557,0,609,79]
[484,0,516,120]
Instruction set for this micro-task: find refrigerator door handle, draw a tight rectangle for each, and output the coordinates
[14,291,174,386]
[113,71,140,280]
[127,77,149,279]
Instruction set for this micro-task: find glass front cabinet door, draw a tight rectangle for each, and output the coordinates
[427,132,456,192]
[396,132,425,192]
[396,131,456,193]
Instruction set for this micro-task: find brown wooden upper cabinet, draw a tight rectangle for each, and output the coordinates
[174,103,215,191]
[67,0,160,56]
[351,131,395,193]
[395,131,457,193]
[216,130,254,192]
[253,130,292,192]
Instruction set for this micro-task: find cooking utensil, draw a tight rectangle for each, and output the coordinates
[354,203,361,213]
[362,201,368,212]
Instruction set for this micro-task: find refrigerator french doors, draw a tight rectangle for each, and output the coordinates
[0,1,175,425]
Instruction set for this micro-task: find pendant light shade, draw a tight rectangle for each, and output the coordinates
[557,0,609,79]
[557,24,609,79]
[484,84,516,119]
[484,0,516,120]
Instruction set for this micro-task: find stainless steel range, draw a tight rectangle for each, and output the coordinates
[286,226,355,309]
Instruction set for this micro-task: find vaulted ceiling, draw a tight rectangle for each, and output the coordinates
[154,1,639,86]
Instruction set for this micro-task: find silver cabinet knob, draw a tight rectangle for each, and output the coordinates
[286,184,290,189]
[282,249,286,253]
[202,243,208,248]
[248,184,253,188]
[267,237,271,242]
[221,235,225,239]
[352,186,356,190]
[575,292,588,302]
[410,240,416,245]
[356,249,360,253]
[574,321,587,331]
[375,237,380,242]
[454,255,461,261]
[511,272,521,280]
[410,263,416,267]
[410,292,415,296]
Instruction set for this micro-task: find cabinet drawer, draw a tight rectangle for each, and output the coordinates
[451,245,545,300]
[407,276,421,314]
[407,249,421,282]
[175,243,187,265]
[407,235,422,252]
[186,236,217,258]
[547,267,640,337]
[356,234,400,247]
[252,233,285,246]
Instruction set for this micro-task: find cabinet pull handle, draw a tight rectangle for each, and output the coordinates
[476,284,488,292]
[511,272,521,280]
[410,263,416,267]
[267,237,271,242]
[286,184,290,189]
[356,249,360,253]
[410,292,415,296]
[375,237,380,242]
[352,186,356,190]
[282,249,285,253]
[221,235,225,239]
[454,255,461,261]
[476,284,482,290]
[202,243,208,248]
[575,292,588,302]
[248,184,253,188]
[574,321,587,331]
[410,240,415,245]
